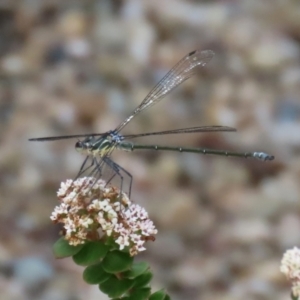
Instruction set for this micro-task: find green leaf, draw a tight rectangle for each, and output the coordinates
[102,250,134,273]
[133,272,153,288]
[149,290,169,300]
[291,292,298,300]
[123,262,149,278]
[104,236,119,249]
[53,237,84,258]
[73,241,109,266]
[99,275,134,298]
[83,262,110,284]
[128,288,151,300]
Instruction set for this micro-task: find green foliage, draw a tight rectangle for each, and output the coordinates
[105,236,120,249]
[53,237,168,299]
[53,237,84,258]
[99,275,134,298]
[102,250,134,273]
[132,272,153,288]
[123,262,149,279]
[73,241,109,265]
[291,292,298,300]
[83,262,110,284]
[149,290,170,300]
[127,287,151,300]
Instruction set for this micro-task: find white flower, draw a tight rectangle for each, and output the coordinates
[99,199,110,210]
[89,200,102,210]
[281,247,300,298]
[130,233,142,244]
[107,209,117,220]
[64,217,77,234]
[79,216,93,228]
[51,177,157,255]
[116,236,130,250]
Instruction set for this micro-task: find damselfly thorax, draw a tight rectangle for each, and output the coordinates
[75,131,134,157]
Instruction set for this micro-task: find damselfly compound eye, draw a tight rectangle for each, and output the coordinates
[75,141,83,152]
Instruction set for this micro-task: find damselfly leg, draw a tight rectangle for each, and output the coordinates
[104,157,133,198]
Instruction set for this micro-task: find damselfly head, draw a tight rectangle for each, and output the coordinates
[75,140,84,153]
[75,138,93,153]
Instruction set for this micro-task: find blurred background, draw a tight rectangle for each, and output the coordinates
[1,0,300,299]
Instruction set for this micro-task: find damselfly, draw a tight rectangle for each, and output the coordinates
[29,50,274,196]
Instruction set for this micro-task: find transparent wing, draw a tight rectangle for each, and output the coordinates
[115,49,214,132]
[28,132,107,142]
[123,126,236,139]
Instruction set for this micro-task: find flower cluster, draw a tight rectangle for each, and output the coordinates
[280,247,300,298]
[51,177,157,256]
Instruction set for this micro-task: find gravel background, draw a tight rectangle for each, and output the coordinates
[1,1,300,299]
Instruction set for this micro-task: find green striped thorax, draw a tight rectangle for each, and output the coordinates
[75,131,134,157]
[75,135,115,157]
